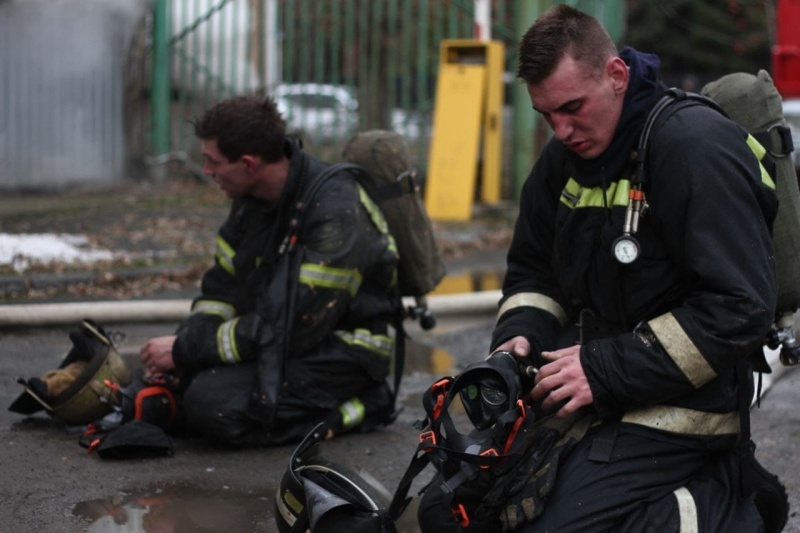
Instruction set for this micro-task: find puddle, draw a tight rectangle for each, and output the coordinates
[73,484,274,532]
[403,337,456,375]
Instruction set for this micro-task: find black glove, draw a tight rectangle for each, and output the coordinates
[476,411,597,531]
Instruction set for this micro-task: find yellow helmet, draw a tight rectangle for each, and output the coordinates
[9,320,131,426]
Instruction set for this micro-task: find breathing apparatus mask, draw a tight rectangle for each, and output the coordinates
[409,351,538,492]
[457,351,537,430]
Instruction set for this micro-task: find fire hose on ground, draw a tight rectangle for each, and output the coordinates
[0,291,503,328]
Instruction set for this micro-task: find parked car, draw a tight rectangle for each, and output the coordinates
[272,83,359,142]
[271,83,430,144]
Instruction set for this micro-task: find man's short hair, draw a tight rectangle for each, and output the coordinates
[517,4,618,85]
[194,95,286,163]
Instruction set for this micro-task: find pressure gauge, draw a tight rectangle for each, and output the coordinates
[612,235,640,265]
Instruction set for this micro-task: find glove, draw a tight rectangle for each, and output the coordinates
[476,410,597,531]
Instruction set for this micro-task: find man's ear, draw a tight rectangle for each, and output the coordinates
[240,155,259,173]
[607,57,629,94]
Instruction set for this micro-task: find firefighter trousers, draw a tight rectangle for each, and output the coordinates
[519,424,764,532]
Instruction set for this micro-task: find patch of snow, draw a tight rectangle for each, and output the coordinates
[0,233,116,273]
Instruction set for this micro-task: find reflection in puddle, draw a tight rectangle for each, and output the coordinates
[404,337,455,375]
[73,484,273,532]
[430,268,504,296]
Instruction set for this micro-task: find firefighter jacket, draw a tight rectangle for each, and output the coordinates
[172,136,400,423]
[492,47,779,448]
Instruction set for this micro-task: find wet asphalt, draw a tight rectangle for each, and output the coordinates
[0,237,509,533]
[2,300,799,532]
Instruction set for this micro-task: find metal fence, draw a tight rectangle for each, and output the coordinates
[0,0,624,191]
[130,0,522,182]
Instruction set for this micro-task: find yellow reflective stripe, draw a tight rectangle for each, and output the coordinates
[622,405,739,436]
[216,318,241,364]
[647,312,717,388]
[560,178,582,208]
[339,398,365,429]
[215,236,236,276]
[334,328,394,357]
[275,488,303,526]
[673,487,699,533]
[747,133,766,160]
[745,134,776,189]
[299,264,362,297]
[497,292,568,326]
[358,185,398,255]
[559,178,631,209]
[191,299,235,320]
[578,179,629,208]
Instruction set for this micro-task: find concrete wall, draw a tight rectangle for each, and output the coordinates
[0,0,146,190]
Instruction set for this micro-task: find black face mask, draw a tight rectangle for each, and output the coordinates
[457,352,526,431]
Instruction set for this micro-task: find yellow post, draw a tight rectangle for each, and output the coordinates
[425,39,505,221]
[480,40,504,204]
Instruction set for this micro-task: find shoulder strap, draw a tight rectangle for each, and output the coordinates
[634,88,727,188]
[278,162,359,256]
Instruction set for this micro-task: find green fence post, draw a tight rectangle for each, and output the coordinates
[510,0,550,199]
[151,0,171,159]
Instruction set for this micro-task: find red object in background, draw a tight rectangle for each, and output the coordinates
[773,0,800,98]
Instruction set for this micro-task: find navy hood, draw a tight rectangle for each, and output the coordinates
[570,47,663,187]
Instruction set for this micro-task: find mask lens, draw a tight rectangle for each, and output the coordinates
[480,383,507,406]
[458,375,509,430]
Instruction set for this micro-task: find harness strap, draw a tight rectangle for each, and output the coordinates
[635,88,727,188]
[388,450,431,519]
[753,125,794,158]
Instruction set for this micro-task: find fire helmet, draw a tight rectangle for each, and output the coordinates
[9,320,131,425]
[274,423,397,533]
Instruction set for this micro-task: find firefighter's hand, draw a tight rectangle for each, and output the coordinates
[140,336,177,377]
[492,336,531,358]
[530,345,593,418]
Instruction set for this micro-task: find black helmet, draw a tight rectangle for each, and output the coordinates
[274,423,397,533]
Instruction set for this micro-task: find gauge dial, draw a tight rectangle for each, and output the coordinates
[613,235,640,265]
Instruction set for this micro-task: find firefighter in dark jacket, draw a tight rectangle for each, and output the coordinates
[419,5,780,532]
[140,95,399,447]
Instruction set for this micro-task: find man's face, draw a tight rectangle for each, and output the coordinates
[200,139,254,199]
[527,54,627,159]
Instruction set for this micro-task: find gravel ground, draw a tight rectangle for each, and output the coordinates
[0,178,515,303]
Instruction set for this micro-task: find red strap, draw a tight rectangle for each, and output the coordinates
[451,503,470,527]
[479,447,499,469]
[429,378,451,420]
[87,438,101,454]
[419,429,437,449]
[503,400,528,455]
[134,386,176,424]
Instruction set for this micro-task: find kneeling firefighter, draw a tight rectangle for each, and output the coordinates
[275,346,788,532]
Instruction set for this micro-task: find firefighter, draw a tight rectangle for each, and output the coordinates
[139,95,399,447]
[420,5,782,532]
